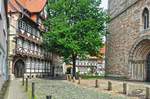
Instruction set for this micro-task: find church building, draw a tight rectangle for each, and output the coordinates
[106,0,150,81]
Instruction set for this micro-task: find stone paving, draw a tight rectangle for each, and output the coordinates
[4,78,147,99]
[29,79,128,99]
[71,79,146,99]
[70,79,150,99]
[5,78,27,99]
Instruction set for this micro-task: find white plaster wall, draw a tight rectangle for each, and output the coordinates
[0,0,8,90]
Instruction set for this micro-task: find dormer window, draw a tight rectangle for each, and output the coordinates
[143,8,149,29]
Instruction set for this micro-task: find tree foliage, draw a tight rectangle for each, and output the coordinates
[43,0,109,76]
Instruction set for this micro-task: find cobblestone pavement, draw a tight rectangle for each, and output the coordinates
[71,79,145,99]
[5,78,27,99]
[29,79,127,99]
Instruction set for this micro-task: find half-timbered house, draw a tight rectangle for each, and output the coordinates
[7,0,53,79]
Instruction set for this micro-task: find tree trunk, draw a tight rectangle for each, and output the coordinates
[72,54,77,77]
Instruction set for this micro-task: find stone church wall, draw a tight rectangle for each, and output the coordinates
[106,0,150,79]
[108,0,138,18]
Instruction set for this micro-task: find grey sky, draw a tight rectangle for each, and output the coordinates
[100,0,108,9]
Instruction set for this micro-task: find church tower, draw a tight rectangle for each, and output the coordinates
[106,0,150,81]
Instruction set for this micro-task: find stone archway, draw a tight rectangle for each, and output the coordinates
[14,59,25,78]
[129,36,150,81]
[147,53,150,81]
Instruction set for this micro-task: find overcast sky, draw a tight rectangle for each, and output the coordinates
[100,0,108,9]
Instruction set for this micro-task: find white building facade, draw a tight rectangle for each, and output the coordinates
[0,0,8,89]
[76,58,105,76]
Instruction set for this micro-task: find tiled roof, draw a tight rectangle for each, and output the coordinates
[31,14,37,22]
[100,46,105,54]
[17,0,47,13]
[8,0,47,13]
[8,0,21,12]
[8,0,47,26]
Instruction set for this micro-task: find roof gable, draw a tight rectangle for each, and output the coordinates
[8,0,47,13]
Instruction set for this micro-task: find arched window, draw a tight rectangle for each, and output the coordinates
[143,8,149,29]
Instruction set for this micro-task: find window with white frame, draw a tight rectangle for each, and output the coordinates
[31,43,34,50]
[23,41,28,49]
[35,45,37,51]
[27,24,32,34]
[37,30,40,37]
[32,28,36,36]
[19,20,26,30]
[17,39,23,47]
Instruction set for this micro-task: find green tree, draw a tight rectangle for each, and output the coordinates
[43,0,109,77]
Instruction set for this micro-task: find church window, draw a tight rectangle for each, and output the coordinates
[143,8,149,29]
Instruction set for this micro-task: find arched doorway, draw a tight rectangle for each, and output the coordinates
[129,36,150,81]
[147,54,150,81]
[14,59,25,78]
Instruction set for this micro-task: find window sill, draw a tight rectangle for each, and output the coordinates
[140,28,150,33]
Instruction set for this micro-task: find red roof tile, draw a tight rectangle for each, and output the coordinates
[8,0,47,24]
[16,0,47,13]
[8,0,21,12]
[31,14,37,22]
[100,46,105,54]
[8,0,47,13]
